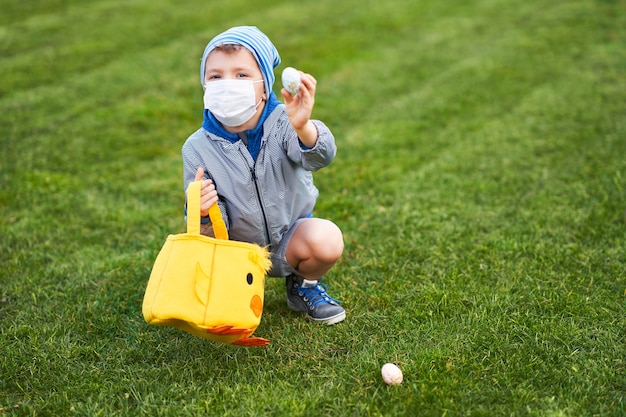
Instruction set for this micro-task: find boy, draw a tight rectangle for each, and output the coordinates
[182,26,345,325]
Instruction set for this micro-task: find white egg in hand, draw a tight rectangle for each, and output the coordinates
[281,67,301,95]
[381,363,403,385]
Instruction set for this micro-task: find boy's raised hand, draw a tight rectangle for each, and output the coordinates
[281,71,315,128]
[190,167,218,217]
[281,71,319,148]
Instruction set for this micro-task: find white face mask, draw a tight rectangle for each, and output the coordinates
[203,79,264,127]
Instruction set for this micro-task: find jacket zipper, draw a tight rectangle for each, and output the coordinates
[240,148,272,247]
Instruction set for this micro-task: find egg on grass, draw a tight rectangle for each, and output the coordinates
[381,363,403,385]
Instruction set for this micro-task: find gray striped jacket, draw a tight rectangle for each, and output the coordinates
[182,104,336,249]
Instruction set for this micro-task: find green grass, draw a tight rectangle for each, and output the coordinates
[1,0,625,415]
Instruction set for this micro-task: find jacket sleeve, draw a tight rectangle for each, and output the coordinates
[286,120,336,171]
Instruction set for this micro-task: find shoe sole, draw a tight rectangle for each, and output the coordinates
[287,301,346,326]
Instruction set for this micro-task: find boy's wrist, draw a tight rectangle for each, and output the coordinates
[295,121,318,148]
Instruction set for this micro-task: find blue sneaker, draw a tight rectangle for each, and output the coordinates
[286,275,346,325]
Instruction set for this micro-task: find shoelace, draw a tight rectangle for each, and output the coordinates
[298,283,341,307]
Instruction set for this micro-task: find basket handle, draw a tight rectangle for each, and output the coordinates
[187,180,229,240]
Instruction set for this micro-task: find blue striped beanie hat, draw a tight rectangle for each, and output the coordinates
[200,26,281,94]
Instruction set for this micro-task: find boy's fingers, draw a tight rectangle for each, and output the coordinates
[281,88,294,103]
[194,167,204,181]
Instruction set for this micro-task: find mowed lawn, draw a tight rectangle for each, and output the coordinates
[1,0,625,416]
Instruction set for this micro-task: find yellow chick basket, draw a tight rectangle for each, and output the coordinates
[142,180,272,346]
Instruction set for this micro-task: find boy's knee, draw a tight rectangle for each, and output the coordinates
[312,220,343,261]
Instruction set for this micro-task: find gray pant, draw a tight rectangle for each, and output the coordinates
[267,217,308,278]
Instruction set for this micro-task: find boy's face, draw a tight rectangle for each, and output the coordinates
[203,47,267,132]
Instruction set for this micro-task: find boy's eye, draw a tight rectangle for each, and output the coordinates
[207,75,221,80]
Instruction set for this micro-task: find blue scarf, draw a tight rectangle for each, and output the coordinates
[202,92,281,161]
